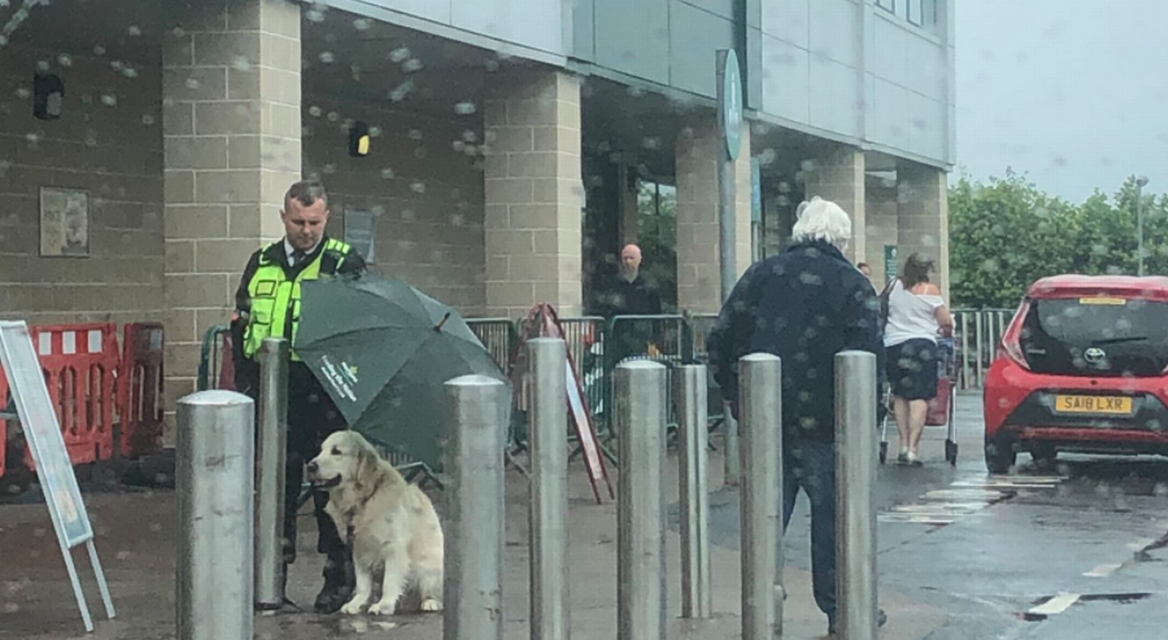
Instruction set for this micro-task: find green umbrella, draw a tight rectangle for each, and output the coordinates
[295,275,508,472]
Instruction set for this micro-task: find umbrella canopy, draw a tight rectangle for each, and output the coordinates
[295,275,508,471]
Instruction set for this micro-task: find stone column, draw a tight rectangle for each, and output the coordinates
[483,70,584,318]
[162,0,302,423]
[802,147,866,264]
[675,119,752,314]
[897,162,950,297]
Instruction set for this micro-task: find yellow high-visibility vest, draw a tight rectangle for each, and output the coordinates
[242,238,352,361]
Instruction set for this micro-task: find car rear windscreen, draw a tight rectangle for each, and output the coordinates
[1020,297,1168,377]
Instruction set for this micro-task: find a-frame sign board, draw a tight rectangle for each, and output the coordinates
[0,321,115,633]
[511,304,614,504]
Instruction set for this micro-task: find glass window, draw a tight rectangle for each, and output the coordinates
[922,0,938,27]
[907,0,924,26]
[877,0,896,14]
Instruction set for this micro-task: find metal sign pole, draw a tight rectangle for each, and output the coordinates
[717,48,744,488]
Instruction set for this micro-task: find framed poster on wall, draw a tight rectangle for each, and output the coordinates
[39,187,89,257]
[343,208,376,263]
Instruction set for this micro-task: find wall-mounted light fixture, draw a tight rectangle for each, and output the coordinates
[33,73,64,120]
[349,121,370,157]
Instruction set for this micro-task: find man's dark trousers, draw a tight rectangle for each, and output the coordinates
[282,364,350,585]
[780,439,837,620]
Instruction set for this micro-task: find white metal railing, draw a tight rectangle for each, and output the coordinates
[952,308,1016,390]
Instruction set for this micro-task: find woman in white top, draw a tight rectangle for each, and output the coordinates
[883,253,954,466]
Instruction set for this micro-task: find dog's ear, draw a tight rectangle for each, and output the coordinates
[353,441,379,491]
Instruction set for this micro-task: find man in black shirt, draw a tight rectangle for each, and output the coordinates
[607,243,662,316]
[597,244,662,364]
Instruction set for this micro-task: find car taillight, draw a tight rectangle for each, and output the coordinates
[999,301,1032,371]
[1001,331,1030,370]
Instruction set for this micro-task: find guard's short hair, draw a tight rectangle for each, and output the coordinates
[285,179,328,210]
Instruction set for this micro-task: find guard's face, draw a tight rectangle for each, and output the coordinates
[281,199,329,251]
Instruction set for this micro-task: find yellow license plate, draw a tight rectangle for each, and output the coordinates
[1054,395,1133,415]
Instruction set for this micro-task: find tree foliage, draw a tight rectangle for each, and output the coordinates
[950,172,1167,309]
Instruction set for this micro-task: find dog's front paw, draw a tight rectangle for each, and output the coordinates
[340,598,368,616]
[420,598,443,612]
[367,599,398,616]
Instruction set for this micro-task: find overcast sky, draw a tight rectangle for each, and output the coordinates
[955,0,1168,202]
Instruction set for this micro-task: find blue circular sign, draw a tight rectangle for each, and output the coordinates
[721,49,743,161]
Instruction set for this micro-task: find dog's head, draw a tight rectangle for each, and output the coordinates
[306,430,380,491]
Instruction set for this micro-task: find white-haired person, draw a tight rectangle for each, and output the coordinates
[707,196,887,635]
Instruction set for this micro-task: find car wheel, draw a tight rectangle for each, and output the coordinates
[985,437,1017,474]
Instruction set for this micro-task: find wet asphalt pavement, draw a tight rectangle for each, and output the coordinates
[703,392,1168,639]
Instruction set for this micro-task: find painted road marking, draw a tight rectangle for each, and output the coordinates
[880,473,1066,526]
[1083,563,1123,577]
[1029,593,1080,616]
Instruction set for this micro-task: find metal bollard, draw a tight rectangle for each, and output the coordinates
[723,406,740,487]
[738,354,782,640]
[255,337,288,610]
[528,338,570,640]
[177,390,255,640]
[835,351,878,640]
[444,374,511,640]
[676,364,711,619]
[616,360,668,640]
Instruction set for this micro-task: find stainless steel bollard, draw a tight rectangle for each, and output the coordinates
[738,354,782,640]
[723,406,740,487]
[177,390,255,640]
[616,360,668,640]
[835,351,878,640]
[255,337,288,610]
[528,339,570,640]
[444,375,511,640]
[676,364,711,618]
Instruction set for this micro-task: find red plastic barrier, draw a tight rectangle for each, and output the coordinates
[22,323,120,471]
[118,322,165,459]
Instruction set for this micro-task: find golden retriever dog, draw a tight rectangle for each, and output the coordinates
[306,430,444,616]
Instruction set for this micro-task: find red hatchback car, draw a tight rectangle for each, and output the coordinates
[983,275,1168,473]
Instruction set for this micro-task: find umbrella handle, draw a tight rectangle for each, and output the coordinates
[435,312,451,332]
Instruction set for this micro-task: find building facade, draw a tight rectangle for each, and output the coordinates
[0,0,954,415]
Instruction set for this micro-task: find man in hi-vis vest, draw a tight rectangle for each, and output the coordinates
[231,179,367,613]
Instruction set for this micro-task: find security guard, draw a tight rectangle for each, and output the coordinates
[231,179,367,613]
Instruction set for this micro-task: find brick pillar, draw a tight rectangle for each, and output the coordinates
[162,0,302,425]
[802,147,866,264]
[675,119,752,314]
[897,162,950,297]
[483,70,583,318]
